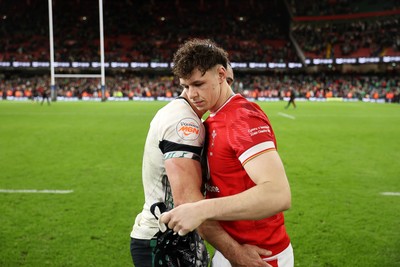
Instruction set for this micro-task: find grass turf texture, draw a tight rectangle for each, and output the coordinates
[0,100,399,266]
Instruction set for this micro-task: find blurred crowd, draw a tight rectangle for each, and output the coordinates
[292,17,400,58]
[1,0,399,104]
[1,0,399,64]
[290,0,400,16]
[0,0,295,63]
[1,73,399,103]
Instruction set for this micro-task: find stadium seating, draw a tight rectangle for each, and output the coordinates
[1,72,399,104]
[1,0,399,63]
[0,0,399,103]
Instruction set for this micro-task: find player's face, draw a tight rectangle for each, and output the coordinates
[180,66,225,113]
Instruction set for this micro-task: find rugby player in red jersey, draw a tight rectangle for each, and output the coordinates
[162,39,294,267]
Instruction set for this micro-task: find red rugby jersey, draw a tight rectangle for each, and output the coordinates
[204,94,290,255]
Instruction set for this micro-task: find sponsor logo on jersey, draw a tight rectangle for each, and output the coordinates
[176,118,201,140]
[248,125,271,136]
[205,183,220,193]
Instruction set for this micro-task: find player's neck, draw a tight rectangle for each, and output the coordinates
[211,85,235,114]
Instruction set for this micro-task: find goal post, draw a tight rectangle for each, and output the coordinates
[48,0,106,101]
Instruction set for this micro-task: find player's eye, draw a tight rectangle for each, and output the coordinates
[193,82,204,87]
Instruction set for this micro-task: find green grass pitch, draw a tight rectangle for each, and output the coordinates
[0,100,399,266]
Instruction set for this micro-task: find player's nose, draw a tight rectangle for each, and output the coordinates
[187,86,199,99]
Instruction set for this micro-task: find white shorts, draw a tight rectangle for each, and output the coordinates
[211,243,294,267]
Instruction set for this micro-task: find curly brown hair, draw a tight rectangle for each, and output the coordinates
[172,39,229,79]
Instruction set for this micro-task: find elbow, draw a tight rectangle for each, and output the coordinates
[275,185,291,212]
[282,197,291,211]
[282,189,291,211]
[278,199,291,213]
[279,178,292,211]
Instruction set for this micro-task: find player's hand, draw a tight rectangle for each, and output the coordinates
[228,244,273,267]
[159,202,206,236]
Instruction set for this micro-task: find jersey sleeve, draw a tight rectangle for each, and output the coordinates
[227,102,276,165]
[157,100,205,161]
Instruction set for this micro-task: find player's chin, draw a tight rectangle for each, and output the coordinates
[194,102,206,110]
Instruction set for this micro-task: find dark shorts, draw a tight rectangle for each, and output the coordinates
[130,237,153,267]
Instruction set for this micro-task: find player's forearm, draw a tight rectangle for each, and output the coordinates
[173,189,204,206]
[198,221,242,261]
[200,181,291,221]
[198,220,273,266]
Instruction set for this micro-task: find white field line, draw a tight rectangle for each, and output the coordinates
[0,189,73,194]
[380,192,400,196]
[277,112,296,120]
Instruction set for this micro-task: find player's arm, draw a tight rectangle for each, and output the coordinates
[161,150,291,233]
[164,157,204,205]
[207,150,291,220]
[165,155,272,267]
[199,221,272,267]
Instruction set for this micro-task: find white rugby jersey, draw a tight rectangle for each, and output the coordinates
[131,97,205,239]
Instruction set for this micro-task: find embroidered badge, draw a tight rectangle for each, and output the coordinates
[211,130,217,147]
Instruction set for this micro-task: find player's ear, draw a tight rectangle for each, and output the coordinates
[217,65,226,84]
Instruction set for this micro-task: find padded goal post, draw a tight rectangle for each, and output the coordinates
[48,0,106,101]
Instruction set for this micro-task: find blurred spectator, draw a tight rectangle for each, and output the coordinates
[291,17,400,59]
[0,0,297,63]
[1,0,399,63]
[1,73,398,103]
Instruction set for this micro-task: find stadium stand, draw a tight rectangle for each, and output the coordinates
[291,17,400,59]
[1,0,399,62]
[1,73,399,103]
[0,0,295,63]
[0,0,399,103]
[290,0,400,16]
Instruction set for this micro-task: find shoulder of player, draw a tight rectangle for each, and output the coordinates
[223,96,263,117]
[164,97,195,113]
[157,99,203,133]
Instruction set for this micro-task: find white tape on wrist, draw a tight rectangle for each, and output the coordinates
[158,215,168,232]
